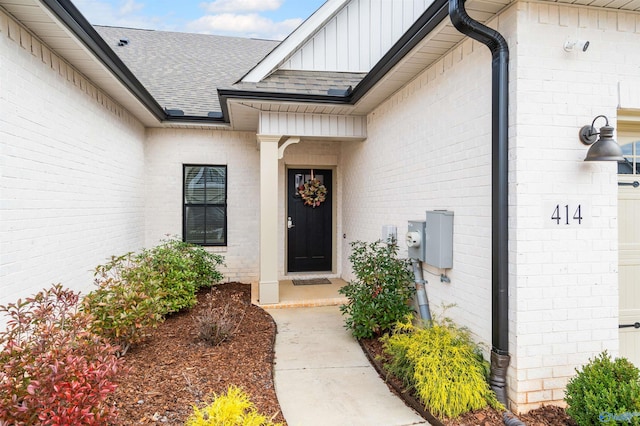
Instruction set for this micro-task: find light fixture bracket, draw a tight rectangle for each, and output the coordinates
[579,115,609,145]
[579,125,598,145]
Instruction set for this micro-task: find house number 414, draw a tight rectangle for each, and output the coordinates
[551,204,583,225]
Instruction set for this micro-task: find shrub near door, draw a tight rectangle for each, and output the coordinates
[339,241,415,339]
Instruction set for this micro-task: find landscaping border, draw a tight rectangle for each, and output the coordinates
[358,339,445,426]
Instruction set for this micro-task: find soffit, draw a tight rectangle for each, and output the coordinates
[546,0,640,10]
[226,0,510,125]
[348,0,510,115]
[228,0,640,127]
[1,0,160,126]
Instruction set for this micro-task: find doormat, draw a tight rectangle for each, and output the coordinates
[292,278,332,286]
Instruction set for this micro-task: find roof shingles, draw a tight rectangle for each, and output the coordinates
[95,26,368,117]
[94,26,278,116]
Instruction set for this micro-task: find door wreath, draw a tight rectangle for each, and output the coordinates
[298,171,327,208]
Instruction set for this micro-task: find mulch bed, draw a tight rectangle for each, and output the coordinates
[110,282,286,425]
[110,282,575,425]
[359,338,577,426]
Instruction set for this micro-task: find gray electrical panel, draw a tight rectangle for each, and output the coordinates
[407,220,426,261]
[425,210,453,269]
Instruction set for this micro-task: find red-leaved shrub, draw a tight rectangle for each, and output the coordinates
[0,284,125,425]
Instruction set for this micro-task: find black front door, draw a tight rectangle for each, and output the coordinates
[287,169,332,272]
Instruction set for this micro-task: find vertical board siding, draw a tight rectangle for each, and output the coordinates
[258,112,366,139]
[282,0,432,72]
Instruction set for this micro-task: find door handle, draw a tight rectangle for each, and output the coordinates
[288,217,295,229]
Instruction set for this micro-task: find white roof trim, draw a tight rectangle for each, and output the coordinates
[241,0,350,83]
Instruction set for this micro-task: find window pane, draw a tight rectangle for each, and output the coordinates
[205,206,225,244]
[185,166,206,203]
[185,206,205,244]
[205,167,225,203]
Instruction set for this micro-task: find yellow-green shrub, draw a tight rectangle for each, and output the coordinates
[185,386,282,426]
[382,315,502,419]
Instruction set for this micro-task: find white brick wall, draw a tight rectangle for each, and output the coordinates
[341,31,495,351]
[2,0,637,413]
[145,128,262,283]
[145,131,345,282]
[341,0,636,413]
[508,1,638,412]
[0,10,146,310]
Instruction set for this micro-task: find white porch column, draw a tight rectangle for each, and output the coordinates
[257,134,281,304]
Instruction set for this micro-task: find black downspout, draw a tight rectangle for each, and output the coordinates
[449,0,511,407]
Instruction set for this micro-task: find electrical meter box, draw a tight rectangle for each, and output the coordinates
[425,210,453,269]
[407,220,426,261]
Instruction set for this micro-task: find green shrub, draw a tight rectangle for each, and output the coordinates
[565,351,640,425]
[339,241,415,339]
[382,315,502,419]
[185,385,283,426]
[179,240,225,290]
[137,238,225,314]
[0,285,124,425]
[82,253,165,356]
[83,238,225,353]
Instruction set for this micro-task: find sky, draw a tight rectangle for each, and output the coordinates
[73,0,327,41]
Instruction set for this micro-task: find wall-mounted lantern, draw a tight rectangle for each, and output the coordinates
[579,115,624,162]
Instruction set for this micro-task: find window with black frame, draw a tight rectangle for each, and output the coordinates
[183,165,227,245]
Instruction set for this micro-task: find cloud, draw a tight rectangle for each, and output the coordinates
[200,0,283,13]
[73,0,176,31]
[187,13,301,40]
[119,0,144,15]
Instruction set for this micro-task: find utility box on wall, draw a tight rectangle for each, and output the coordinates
[425,210,453,269]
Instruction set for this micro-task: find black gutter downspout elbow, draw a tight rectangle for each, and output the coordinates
[449,0,511,407]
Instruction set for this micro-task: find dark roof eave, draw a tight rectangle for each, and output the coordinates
[41,0,168,121]
[165,115,228,125]
[217,89,353,121]
[43,0,450,126]
[350,0,449,103]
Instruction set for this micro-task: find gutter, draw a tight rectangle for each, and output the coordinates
[449,0,511,407]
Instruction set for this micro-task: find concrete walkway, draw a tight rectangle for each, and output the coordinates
[267,305,430,426]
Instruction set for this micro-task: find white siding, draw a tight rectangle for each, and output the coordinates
[282,0,433,72]
[259,112,367,139]
[0,10,146,309]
